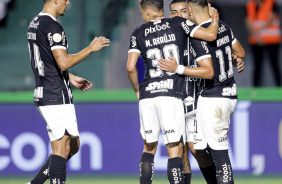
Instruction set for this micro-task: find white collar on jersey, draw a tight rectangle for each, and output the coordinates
[199,18,212,26]
[38,12,57,21]
[150,17,165,22]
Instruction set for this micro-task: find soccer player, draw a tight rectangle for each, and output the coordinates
[159,0,245,183]
[27,0,110,184]
[127,0,219,183]
[169,0,217,183]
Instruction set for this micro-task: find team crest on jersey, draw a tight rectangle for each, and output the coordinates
[53,33,62,43]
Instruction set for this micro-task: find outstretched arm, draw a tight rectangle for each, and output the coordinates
[53,37,110,71]
[126,52,140,101]
[69,73,92,92]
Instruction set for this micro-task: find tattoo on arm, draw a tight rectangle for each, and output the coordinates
[55,55,61,60]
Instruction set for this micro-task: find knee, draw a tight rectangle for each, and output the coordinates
[143,141,158,155]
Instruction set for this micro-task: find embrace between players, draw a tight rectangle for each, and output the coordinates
[127,0,245,184]
[27,0,244,184]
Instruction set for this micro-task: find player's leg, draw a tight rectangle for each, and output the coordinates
[182,143,192,184]
[140,141,158,184]
[166,141,185,184]
[29,137,79,184]
[139,98,160,184]
[196,97,237,184]
[156,97,185,184]
[68,137,80,159]
[209,149,233,184]
[251,44,264,86]
[186,115,217,184]
[48,135,71,184]
[29,154,52,184]
[188,142,217,184]
[266,44,281,86]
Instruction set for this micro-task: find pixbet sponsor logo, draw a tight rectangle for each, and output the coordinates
[145,22,170,36]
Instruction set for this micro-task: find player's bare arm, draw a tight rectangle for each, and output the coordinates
[231,39,245,73]
[232,40,245,59]
[158,56,214,79]
[69,73,93,92]
[126,52,140,101]
[53,37,110,71]
[192,8,219,42]
[232,54,244,73]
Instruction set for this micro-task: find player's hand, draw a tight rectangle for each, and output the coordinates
[158,56,178,73]
[135,91,140,101]
[89,36,110,52]
[236,58,244,73]
[210,6,219,22]
[70,75,93,92]
[208,3,215,17]
[232,54,244,73]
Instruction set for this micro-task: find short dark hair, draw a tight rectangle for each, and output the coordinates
[169,0,186,11]
[187,0,208,7]
[138,0,164,11]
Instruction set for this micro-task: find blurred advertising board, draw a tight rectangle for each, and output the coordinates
[0,101,281,175]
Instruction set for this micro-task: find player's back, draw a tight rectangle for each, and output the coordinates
[27,13,72,106]
[129,17,189,100]
[198,19,237,99]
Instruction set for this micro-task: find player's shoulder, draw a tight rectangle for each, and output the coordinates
[131,23,145,36]
[219,19,231,30]
[37,13,63,30]
[171,16,186,22]
[218,19,233,36]
[169,16,194,26]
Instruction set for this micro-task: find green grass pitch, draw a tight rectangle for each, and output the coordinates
[1,176,282,184]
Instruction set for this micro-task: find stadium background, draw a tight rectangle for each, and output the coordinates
[0,0,282,183]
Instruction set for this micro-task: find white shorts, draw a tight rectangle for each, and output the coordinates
[184,113,196,143]
[139,97,185,145]
[37,104,79,141]
[194,96,237,150]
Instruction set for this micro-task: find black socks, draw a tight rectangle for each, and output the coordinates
[139,152,155,184]
[31,154,52,184]
[210,150,234,184]
[200,163,218,184]
[183,173,191,184]
[167,157,184,184]
[49,155,67,184]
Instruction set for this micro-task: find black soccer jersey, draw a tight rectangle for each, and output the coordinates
[128,17,199,100]
[190,19,237,99]
[27,12,73,106]
[183,37,201,114]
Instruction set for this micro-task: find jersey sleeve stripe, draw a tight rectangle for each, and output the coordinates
[128,49,141,54]
[190,26,200,38]
[196,54,212,62]
[232,38,237,45]
[51,46,67,51]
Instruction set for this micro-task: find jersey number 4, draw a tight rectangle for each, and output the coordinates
[147,44,180,78]
[216,45,233,82]
[28,43,45,77]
